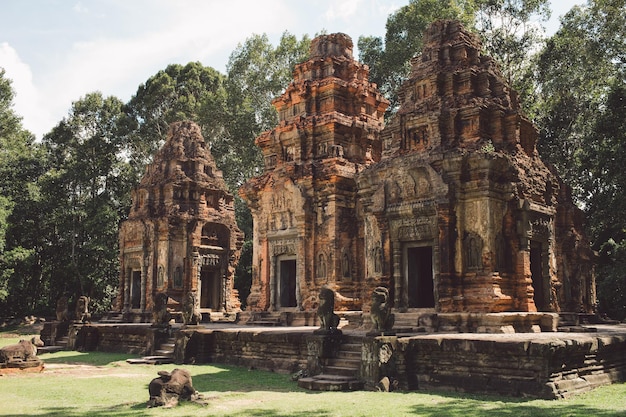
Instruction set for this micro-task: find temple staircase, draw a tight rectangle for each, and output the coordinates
[298,335,364,391]
[245,312,286,326]
[126,336,175,365]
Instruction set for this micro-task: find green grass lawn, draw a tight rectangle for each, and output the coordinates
[1,332,625,416]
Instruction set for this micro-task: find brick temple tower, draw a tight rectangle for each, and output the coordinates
[240,33,389,311]
[241,22,595,317]
[118,121,243,320]
[358,20,596,313]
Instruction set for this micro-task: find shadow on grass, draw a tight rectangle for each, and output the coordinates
[39,351,139,366]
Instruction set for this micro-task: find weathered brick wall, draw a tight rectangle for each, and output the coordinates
[178,329,309,374]
[397,333,626,399]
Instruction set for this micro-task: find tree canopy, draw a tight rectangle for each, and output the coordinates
[533,0,626,319]
[358,0,550,112]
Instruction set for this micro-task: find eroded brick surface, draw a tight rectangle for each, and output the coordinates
[241,21,595,315]
[118,121,243,316]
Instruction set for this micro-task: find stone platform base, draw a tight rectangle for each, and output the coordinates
[43,321,626,399]
[0,361,45,375]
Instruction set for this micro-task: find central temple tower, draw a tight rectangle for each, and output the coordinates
[240,33,389,311]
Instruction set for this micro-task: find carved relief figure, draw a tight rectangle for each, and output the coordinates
[342,251,351,279]
[317,253,327,278]
[157,265,165,288]
[173,266,183,288]
[464,233,483,270]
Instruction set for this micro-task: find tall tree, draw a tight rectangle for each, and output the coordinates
[40,92,127,313]
[221,32,310,305]
[0,69,45,314]
[220,32,310,189]
[534,0,626,319]
[474,0,551,87]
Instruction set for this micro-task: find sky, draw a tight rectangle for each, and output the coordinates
[1,0,585,140]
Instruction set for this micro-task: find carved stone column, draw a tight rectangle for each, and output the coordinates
[392,244,404,311]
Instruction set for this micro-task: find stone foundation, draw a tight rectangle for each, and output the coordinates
[58,322,626,399]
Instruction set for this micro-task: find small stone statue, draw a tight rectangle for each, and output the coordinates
[56,296,69,322]
[147,368,201,408]
[314,286,340,334]
[369,286,394,334]
[181,291,202,326]
[0,336,44,368]
[152,292,171,327]
[74,296,91,323]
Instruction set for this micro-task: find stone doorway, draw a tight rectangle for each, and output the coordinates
[530,241,547,311]
[406,246,435,308]
[200,268,222,311]
[130,270,141,309]
[278,257,297,308]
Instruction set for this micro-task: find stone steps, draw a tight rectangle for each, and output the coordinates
[128,336,175,365]
[298,374,364,391]
[300,334,364,391]
[246,312,284,326]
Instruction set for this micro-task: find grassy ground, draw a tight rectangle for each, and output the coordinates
[1,331,625,416]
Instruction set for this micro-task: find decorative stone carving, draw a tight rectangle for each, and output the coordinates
[369,287,395,335]
[152,292,171,327]
[56,296,69,322]
[117,121,243,321]
[74,296,91,323]
[0,337,44,369]
[147,368,200,408]
[182,291,202,326]
[314,286,341,335]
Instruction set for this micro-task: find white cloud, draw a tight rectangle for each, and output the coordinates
[0,43,55,138]
[325,0,361,21]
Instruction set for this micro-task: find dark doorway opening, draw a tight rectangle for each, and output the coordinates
[407,246,434,308]
[279,259,297,307]
[530,241,546,311]
[200,269,221,310]
[131,270,141,309]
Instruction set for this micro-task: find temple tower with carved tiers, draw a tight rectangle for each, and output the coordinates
[358,20,596,313]
[117,121,243,320]
[240,33,389,311]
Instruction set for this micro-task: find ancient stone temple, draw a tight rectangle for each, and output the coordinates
[241,22,596,315]
[240,33,389,311]
[357,20,596,313]
[117,121,243,320]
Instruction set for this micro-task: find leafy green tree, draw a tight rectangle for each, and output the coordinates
[534,0,626,319]
[39,92,127,314]
[219,32,310,189]
[222,32,310,306]
[0,69,45,314]
[120,62,227,185]
[474,0,551,86]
